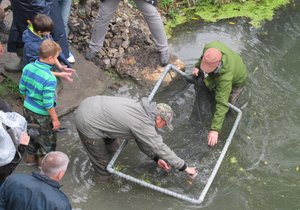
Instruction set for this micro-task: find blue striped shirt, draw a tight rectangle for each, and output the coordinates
[19,60,57,116]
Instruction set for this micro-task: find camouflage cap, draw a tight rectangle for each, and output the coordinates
[156,103,174,131]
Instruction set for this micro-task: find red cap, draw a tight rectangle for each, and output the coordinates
[200,48,222,72]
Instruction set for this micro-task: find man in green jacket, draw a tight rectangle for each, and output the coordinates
[192,41,247,146]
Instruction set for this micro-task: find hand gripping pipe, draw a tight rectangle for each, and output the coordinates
[107,64,242,204]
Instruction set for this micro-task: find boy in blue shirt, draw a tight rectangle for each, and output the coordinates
[19,39,62,165]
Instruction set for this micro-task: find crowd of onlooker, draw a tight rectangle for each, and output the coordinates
[0,0,173,209]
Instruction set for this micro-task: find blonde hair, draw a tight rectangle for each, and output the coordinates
[39,39,61,59]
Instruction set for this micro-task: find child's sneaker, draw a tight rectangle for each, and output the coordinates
[67,52,75,63]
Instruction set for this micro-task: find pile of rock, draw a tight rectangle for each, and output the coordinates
[68,0,185,87]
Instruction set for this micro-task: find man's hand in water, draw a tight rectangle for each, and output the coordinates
[157,159,171,172]
[208,130,218,146]
[185,167,198,179]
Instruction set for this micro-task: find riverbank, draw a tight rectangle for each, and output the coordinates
[162,0,291,37]
[0,0,292,114]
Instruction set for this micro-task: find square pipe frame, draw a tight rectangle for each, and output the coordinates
[107,64,242,204]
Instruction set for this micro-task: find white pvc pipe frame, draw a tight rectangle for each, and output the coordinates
[107,64,242,204]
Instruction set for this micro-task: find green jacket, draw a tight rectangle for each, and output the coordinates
[195,41,247,132]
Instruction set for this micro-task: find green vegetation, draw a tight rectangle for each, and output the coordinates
[160,0,291,37]
[0,78,20,98]
[114,163,123,171]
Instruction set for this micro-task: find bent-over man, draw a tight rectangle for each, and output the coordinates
[193,41,247,146]
[75,96,197,182]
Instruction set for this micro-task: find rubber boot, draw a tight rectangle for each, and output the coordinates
[26,154,37,166]
[160,50,170,66]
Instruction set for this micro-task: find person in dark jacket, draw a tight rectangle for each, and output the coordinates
[23,13,71,67]
[5,0,70,72]
[192,41,247,146]
[0,151,71,210]
[0,98,30,186]
[85,0,170,66]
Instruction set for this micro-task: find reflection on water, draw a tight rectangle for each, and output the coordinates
[16,2,300,210]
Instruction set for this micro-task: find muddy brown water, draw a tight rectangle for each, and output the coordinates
[16,2,300,210]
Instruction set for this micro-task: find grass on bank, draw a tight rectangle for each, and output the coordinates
[162,0,291,36]
[0,78,20,98]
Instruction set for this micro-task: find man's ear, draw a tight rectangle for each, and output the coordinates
[56,170,65,181]
[155,115,160,126]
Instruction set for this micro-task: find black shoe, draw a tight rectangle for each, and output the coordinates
[85,49,97,60]
[160,50,170,66]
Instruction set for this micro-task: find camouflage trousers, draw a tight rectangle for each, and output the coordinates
[23,108,57,156]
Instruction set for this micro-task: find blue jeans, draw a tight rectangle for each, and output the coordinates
[50,0,70,58]
[57,0,72,36]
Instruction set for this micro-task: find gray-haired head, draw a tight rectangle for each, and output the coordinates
[156,103,174,131]
[41,151,69,180]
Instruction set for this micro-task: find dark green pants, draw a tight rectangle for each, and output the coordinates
[77,129,119,176]
[229,86,244,105]
[23,108,57,156]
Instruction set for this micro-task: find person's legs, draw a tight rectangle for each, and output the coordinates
[229,86,244,105]
[134,0,169,65]
[57,0,76,63]
[50,0,70,59]
[77,129,111,180]
[57,0,72,36]
[23,108,57,165]
[104,138,121,157]
[86,0,121,60]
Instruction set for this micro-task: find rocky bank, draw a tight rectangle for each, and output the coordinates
[68,0,185,88]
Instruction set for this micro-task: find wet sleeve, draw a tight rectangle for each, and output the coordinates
[131,122,185,170]
[211,79,232,132]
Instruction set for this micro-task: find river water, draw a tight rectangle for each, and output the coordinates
[17,2,300,210]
